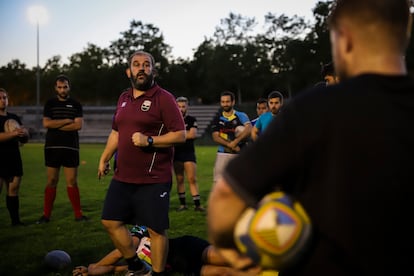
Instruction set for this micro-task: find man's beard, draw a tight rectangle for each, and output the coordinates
[222,106,232,112]
[57,92,69,100]
[130,72,154,91]
[271,107,279,115]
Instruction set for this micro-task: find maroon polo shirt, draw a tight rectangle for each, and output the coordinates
[112,85,184,184]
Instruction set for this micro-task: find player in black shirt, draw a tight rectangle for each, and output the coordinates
[173,97,205,212]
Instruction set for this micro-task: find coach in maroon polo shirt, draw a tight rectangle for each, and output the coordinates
[98,50,185,276]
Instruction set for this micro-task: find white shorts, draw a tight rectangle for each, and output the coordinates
[213,152,238,182]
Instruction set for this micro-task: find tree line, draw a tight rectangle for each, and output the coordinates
[1,1,413,106]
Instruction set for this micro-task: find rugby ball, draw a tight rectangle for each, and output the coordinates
[44,250,72,270]
[234,191,312,270]
[3,118,28,143]
[235,125,245,137]
[4,119,20,132]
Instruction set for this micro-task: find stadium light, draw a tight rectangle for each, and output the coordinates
[27,5,48,137]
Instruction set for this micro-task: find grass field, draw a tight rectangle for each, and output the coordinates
[0,143,217,275]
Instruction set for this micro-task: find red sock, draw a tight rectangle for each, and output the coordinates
[67,186,83,218]
[43,186,57,218]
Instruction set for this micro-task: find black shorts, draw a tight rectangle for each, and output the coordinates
[168,235,210,275]
[44,148,79,168]
[174,150,196,163]
[102,179,171,233]
[0,151,23,179]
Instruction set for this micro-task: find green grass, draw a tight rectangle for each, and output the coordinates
[0,143,217,275]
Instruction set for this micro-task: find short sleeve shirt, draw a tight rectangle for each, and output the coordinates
[255,112,275,133]
[0,112,24,177]
[113,85,185,184]
[174,115,197,155]
[211,109,250,153]
[43,97,83,149]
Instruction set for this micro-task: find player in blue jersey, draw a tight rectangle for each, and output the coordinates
[251,91,284,142]
[211,91,251,183]
[250,98,268,127]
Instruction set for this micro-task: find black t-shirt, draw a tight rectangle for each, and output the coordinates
[43,97,83,149]
[174,115,197,155]
[0,112,22,150]
[224,74,414,275]
[0,112,24,177]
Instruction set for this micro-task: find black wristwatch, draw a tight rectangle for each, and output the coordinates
[147,136,154,147]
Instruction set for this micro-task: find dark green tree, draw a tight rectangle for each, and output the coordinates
[0,60,34,105]
[189,13,274,104]
[65,43,111,104]
[255,12,313,96]
[106,20,171,73]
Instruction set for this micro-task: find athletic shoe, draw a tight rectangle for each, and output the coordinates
[194,206,206,212]
[36,215,50,224]
[75,215,89,222]
[176,205,188,212]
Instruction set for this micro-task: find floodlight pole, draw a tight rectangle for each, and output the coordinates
[36,21,41,137]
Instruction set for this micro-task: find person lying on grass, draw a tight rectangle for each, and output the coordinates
[72,225,261,276]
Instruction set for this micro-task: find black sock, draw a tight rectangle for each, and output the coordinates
[192,194,201,207]
[178,192,186,205]
[6,195,20,224]
[125,255,144,271]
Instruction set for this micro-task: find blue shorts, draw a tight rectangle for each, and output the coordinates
[44,148,79,168]
[102,179,171,233]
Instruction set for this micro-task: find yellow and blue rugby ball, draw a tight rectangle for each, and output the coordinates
[234,191,312,270]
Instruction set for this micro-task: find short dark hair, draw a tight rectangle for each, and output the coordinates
[268,91,283,102]
[328,0,411,51]
[221,90,235,102]
[55,74,70,86]
[256,98,267,105]
[128,50,155,67]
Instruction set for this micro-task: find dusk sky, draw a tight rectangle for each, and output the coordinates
[0,0,320,68]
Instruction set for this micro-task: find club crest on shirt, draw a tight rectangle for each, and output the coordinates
[141,100,151,111]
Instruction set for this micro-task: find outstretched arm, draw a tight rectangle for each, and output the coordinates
[72,236,140,276]
[207,177,255,270]
[201,245,262,276]
[72,248,124,276]
[86,248,126,275]
[98,130,118,179]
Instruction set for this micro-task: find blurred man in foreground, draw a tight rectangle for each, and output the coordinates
[208,0,414,275]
